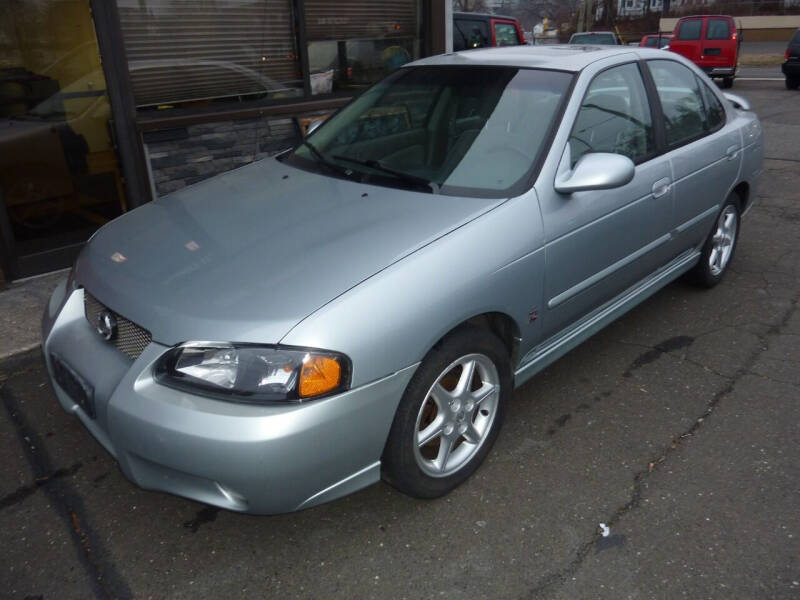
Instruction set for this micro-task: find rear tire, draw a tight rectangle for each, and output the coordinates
[722,77,734,89]
[786,77,800,90]
[687,196,740,288]
[382,325,511,499]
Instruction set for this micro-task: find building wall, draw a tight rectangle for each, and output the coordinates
[145,116,299,197]
[144,111,339,197]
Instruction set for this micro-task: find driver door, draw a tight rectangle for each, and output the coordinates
[538,62,674,339]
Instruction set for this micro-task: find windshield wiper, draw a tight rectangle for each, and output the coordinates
[298,140,355,178]
[332,155,440,194]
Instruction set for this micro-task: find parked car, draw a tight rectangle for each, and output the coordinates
[668,15,740,88]
[640,33,672,49]
[453,12,525,51]
[568,31,621,45]
[782,28,800,90]
[43,46,763,514]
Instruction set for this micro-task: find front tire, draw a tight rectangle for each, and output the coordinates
[382,326,511,498]
[687,197,740,287]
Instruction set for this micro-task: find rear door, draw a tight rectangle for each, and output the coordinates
[670,18,703,63]
[646,59,741,252]
[703,17,737,69]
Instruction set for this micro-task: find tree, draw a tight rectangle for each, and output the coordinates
[453,0,489,12]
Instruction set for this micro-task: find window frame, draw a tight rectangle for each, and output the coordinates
[567,61,661,169]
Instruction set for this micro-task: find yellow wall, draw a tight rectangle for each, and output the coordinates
[0,0,112,152]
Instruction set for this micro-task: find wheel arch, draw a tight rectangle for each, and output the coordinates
[431,311,522,370]
[732,180,749,212]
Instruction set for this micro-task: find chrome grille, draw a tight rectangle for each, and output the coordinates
[84,291,152,360]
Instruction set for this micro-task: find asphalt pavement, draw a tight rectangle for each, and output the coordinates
[2,80,799,600]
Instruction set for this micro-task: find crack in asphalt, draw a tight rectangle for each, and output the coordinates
[525,291,799,599]
[0,462,82,510]
[0,352,132,600]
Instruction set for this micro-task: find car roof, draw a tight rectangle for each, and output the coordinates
[453,12,517,20]
[408,45,666,73]
[676,14,735,20]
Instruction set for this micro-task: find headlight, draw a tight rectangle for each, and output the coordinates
[155,342,350,403]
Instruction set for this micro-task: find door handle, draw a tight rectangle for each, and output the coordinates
[726,145,740,160]
[651,178,671,199]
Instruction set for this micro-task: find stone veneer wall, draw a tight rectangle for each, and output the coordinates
[145,114,306,197]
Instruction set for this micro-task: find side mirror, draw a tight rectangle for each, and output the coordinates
[723,92,750,111]
[555,152,635,194]
[306,118,325,136]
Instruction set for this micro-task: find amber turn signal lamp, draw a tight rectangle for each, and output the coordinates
[299,355,342,398]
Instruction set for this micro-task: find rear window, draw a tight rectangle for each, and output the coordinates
[676,20,702,40]
[494,22,520,46]
[706,19,731,41]
[792,29,800,44]
[570,33,616,45]
[454,19,490,51]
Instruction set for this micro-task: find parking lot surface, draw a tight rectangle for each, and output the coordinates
[2,80,799,600]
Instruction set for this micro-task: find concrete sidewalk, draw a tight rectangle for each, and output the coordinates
[0,270,67,360]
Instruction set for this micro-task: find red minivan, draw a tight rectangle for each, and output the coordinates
[669,15,740,88]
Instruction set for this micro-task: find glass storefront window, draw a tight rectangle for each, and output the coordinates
[305,0,421,94]
[117,0,304,109]
[0,0,125,278]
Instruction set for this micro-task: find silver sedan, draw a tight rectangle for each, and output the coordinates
[42,46,763,514]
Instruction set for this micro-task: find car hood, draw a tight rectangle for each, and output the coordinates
[75,157,503,346]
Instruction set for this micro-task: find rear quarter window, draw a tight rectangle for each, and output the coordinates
[706,19,732,41]
[676,20,702,40]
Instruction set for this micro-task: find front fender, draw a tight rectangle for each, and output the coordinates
[280,189,546,387]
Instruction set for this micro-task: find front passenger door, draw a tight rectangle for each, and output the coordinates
[539,62,674,339]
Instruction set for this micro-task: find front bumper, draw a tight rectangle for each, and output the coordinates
[42,286,417,514]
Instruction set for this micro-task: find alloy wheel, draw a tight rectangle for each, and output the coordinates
[412,353,500,478]
[708,205,738,276]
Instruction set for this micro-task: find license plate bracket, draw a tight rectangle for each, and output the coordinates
[51,354,95,419]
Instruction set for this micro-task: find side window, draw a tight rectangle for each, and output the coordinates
[648,60,707,147]
[697,77,726,131]
[494,22,520,46]
[676,19,702,40]
[706,19,731,40]
[569,63,655,167]
[454,19,490,51]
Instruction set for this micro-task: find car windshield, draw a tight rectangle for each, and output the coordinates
[570,33,616,45]
[285,66,572,197]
